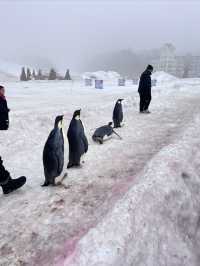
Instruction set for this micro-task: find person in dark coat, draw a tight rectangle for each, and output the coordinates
[0,156,26,194]
[67,109,88,169]
[138,65,153,113]
[0,85,10,130]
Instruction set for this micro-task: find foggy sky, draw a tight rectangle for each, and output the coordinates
[0,0,199,71]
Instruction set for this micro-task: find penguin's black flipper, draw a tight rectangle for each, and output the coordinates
[67,162,74,169]
[81,134,88,153]
[112,130,122,140]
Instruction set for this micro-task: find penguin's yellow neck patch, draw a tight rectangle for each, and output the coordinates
[75,116,80,120]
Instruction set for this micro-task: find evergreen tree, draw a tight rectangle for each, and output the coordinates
[48,68,57,80]
[20,67,27,81]
[64,69,71,80]
[37,69,43,80]
[32,69,36,80]
[26,68,32,80]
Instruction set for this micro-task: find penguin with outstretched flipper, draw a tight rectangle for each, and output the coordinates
[92,122,122,144]
[42,115,65,186]
[92,122,113,144]
[113,99,124,128]
[67,109,88,169]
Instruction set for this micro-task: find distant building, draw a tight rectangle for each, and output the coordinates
[153,43,200,78]
[158,43,176,75]
[188,56,200,78]
[175,56,185,78]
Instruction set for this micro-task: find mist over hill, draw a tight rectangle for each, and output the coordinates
[83,48,160,78]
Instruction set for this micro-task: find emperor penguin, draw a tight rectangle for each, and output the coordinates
[42,115,64,186]
[113,99,124,128]
[92,122,113,144]
[67,109,88,168]
[92,122,122,144]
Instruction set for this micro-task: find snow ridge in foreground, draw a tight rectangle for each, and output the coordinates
[63,116,200,266]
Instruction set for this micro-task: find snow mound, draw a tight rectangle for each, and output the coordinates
[152,71,178,83]
[82,71,121,81]
[63,115,200,266]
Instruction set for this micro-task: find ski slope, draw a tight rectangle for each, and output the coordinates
[0,74,200,266]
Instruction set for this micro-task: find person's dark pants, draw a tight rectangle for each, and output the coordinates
[139,93,151,112]
[0,123,9,130]
[0,116,9,130]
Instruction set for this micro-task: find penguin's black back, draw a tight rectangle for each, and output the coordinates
[113,102,123,125]
[67,118,88,163]
[43,127,64,182]
[93,125,113,138]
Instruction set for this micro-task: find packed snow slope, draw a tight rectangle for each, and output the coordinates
[0,73,200,266]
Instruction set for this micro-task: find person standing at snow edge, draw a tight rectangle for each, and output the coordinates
[0,85,10,130]
[138,65,153,113]
[0,156,26,194]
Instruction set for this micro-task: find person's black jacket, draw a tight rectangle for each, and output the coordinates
[0,157,10,185]
[0,96,9,130]
[138,69,152,96]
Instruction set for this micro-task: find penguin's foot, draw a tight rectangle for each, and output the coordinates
[41,182,49,187]
[41,179,56,187]
[75,164,82,169]
[67,163,74,169]
[94,136,103,144]
[98,138,103,144]
[67,163,81,169]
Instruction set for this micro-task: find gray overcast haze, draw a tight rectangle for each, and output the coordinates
[0,0,199,72]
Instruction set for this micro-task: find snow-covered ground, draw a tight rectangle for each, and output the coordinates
[0,73,200,266]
